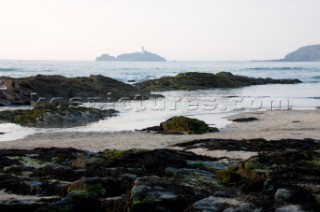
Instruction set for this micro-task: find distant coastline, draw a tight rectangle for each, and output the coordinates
[264,44,320,62]
[96,47,166,62]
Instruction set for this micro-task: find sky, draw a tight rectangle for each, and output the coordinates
[0,0,320,61]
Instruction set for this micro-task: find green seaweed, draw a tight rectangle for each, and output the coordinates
[160,116,217,134]
[102,150,124,160]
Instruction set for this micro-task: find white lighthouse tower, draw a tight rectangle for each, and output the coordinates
[141,46,145,55]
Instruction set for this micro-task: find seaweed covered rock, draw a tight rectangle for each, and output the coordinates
[0,148,227,212]
[135,72,302,91]
[0,144,320,211]
[0,103,117,128]
[161,116,218,134]
[138,116,219,134]
[191,196,259,212]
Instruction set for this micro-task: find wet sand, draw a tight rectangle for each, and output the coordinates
[0,109,319,152]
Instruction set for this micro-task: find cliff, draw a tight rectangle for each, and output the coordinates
[281,44,320,61]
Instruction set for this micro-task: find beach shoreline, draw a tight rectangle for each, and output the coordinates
[0,109,319,152]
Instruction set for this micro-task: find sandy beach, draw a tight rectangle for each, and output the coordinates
[0,109,319,152]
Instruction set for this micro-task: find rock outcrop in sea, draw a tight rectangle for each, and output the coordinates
[0,103,118,128]
[0,72,301,105]
[138,116,219,134]
[0,75,151,106]
[135,72,302,91]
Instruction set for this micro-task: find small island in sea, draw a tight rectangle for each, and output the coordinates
[277,44,320,62]
[96,47,166,62]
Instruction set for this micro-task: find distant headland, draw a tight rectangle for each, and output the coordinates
[96,47,166,62]
[276,44,320,62]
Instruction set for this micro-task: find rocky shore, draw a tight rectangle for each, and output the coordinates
[0,103,117,128]
[0,75,152,106]
[0,72,301,106]
[0,72,318,211]
[0,137,319,211]
[135,72,301,91]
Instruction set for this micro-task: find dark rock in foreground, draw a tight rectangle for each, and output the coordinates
[135,72,302,91]
[174,138,320,152]
[0,103,117,128]
[0,138,319,211]
[0,75,150,106]
[137,116,219,134]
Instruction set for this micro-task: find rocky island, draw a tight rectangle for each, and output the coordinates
[278,44,320,61]
[96,47,166,62]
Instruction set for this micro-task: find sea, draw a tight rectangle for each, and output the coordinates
[0,60,320,141]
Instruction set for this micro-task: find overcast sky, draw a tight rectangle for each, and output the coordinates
[0,0,319,61]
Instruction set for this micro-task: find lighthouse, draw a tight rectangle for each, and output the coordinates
[141,46,145,55]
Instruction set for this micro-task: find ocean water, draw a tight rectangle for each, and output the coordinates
[0,60,320,83]
[0,60,320,141]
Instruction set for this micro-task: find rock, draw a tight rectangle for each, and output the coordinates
[224,202,261,212]
[187,159,235,170]
[280,44,320,61]
[174,138,320,152]
[275,188,291,202]
[67,178,106,198]
[0,103,118,128]
[138,116,219,134]
[0,74,150,105]
[72,157,103,169]
[216,156,270,193]
[161,116,218,134]
[101,195,129,212]
[163,117,198,134]
[47,190,100,212]
[191,196,242,212]
[0,190,59,212]
[68,177,130,198]
[130,176,192,212]
[232,117,258,122]
[0,145,319,211]
[136,125,163,133]
[191,197,261,212]
[275,205,304,212]
[135,72,301,91]
[164,167,217,185]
